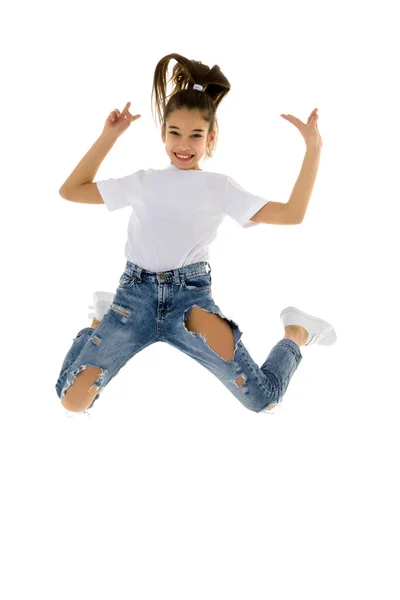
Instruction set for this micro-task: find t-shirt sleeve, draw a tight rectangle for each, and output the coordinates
[222,175,270,228]
[96,171,143,212]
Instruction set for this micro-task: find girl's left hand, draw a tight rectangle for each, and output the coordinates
[281,108,322,149]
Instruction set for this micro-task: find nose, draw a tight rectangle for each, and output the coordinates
[174,139,194,150]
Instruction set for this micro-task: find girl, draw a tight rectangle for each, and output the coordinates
[56,52,336,417]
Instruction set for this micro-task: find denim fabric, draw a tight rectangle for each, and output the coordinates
[55,261,302,413]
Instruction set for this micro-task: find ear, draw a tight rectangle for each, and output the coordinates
[161,124,165,143]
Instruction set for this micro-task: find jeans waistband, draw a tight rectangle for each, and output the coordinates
[125,260,212,284]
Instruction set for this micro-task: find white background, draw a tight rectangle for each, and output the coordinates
[1,0,400,598]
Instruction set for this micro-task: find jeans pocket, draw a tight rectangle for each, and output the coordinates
[182,273,212,291]
[118,270,138,289]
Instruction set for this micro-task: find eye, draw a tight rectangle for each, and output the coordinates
[170,132,202,138]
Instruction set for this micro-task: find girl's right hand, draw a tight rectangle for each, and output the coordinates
[102,102,141,138]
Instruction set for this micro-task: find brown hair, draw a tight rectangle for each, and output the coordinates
[151,53,231,160]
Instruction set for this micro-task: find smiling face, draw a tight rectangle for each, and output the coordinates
[162,108,216,170]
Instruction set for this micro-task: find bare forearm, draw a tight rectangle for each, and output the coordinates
[59,133,118,193]
[287,144,321,222]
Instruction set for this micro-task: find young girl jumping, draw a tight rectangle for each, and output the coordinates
[56,52,336,417]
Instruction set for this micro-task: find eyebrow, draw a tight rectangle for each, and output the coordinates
[168,126,205,132]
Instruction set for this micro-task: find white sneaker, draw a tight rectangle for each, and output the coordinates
[280,306,337,346]
[88,291,116,321]
[65,409,91,418]
[262,401,284,414]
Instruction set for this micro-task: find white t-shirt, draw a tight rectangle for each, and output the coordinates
[96,162,269,272]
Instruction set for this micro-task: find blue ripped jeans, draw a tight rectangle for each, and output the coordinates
[55,260,303,413]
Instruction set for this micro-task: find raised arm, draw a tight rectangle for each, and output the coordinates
[59,134,117,197]
[250,145,321,225]
[59,101,141,203]
[251,107,322,225]
[59,134,117,203]
[286,144,321,223]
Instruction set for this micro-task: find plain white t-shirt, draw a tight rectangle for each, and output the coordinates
[96,162,269,272]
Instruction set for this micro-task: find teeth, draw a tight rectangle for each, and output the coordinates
[176,154,192,159]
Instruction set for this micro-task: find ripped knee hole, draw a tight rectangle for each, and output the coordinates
[236,375,245,387]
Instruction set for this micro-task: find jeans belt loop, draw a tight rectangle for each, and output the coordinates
[136,266,143,282]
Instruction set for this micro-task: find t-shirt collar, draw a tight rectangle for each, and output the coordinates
[165,163,202,171]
